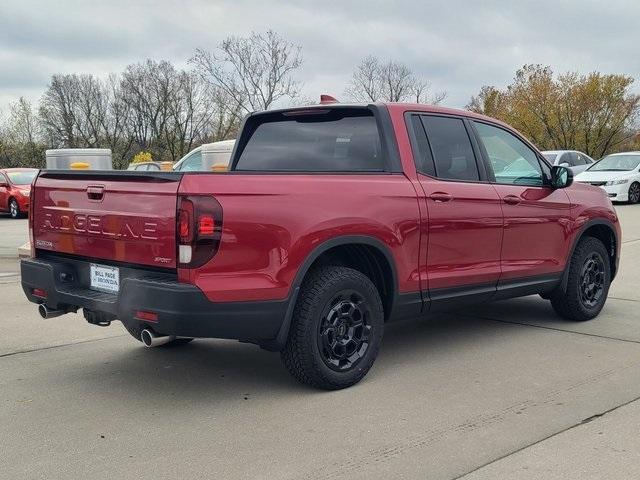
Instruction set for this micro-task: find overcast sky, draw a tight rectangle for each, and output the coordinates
[1,0,639,115]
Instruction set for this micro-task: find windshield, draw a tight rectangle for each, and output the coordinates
[7,171,37,185]
[543,153,557,163]
[588,155,640,172]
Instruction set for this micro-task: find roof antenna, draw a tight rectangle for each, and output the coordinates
[319,94,339,105]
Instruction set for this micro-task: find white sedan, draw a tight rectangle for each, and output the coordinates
[542,150,595,174]
[575,152,640,204]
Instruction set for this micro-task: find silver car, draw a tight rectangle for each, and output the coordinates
[542,150,595,174]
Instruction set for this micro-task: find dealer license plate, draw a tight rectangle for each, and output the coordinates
[90,264,120,293]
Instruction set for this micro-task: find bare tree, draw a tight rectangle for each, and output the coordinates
[5,97,41,145]
[38,73,135,167]
[102,74,135,167]
[163,70,216,161]
[3,54,268,169]
[346,55,446,104]
[207,88,243,142]
[41,74,112,148]
[120,60,179,156]
[39,74,80,147]
[346,56,380,102]
[0,98,46,168]
[190,30,303,113]
[120,60,237,162]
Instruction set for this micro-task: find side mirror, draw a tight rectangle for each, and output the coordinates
[551,165,573,189]
[559,162,570,168]
[0,182,7,188]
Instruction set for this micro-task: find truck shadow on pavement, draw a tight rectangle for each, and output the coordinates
[62,297,563,402]
[458,296,560,324]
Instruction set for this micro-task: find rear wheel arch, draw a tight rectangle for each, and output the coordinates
[269,236,398,351]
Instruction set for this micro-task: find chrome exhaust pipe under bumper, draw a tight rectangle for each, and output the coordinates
[140,329,176,348]
[38,304,70,319]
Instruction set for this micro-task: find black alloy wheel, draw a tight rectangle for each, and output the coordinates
[318,290,372,372]
[579,252,605,309]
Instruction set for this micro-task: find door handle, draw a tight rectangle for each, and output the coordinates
[503,195,521,205]
[429,192,453,203]
[86,185,105,201]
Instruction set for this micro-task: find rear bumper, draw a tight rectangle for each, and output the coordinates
[21,257,288,344]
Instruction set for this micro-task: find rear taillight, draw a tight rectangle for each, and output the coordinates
[198,215,215,236]
[178,200,194,243]
[177,196,223,268]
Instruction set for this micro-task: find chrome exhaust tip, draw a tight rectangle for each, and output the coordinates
[140,329,176,348]
[38,304,67,319]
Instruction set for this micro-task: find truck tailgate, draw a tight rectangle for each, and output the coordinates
[32,171,181,269]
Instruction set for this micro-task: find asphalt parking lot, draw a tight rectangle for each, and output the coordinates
[1,207,639,480]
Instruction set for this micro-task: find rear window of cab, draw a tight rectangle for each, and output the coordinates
[234,109,385,172]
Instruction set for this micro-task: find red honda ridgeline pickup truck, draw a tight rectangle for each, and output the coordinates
[21,102,621,389]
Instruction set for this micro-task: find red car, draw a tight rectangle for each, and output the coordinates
[20,102,621,389]
[0,168,38,218]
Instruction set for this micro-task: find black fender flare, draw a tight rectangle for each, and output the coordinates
[265,235,398,351]
[560,218,619,291]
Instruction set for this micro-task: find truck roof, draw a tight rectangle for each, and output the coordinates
[259,101,513,131]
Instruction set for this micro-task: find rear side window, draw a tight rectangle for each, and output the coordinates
[409,115,436,176]
[235,110,384,172]
[420,116,479,181]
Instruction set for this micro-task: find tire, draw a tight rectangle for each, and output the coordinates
[123,323,194,347]
[9,198,21,219]
[550,237,610,321]
[628,182,640,204]
[281,266,384,390]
